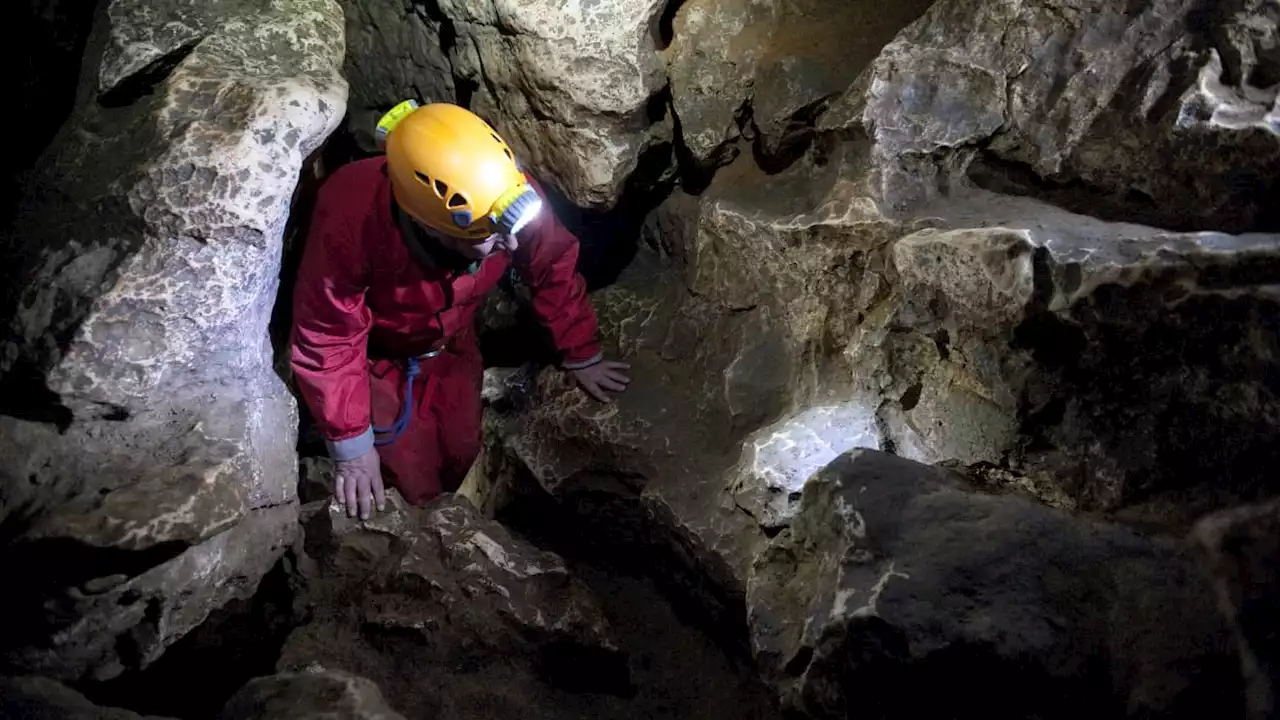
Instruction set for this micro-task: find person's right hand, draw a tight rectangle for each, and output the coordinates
[334,448,386,520]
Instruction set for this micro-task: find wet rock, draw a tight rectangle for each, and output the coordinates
[0,0,346,681]
[747,449,1241,720]
[343,0,455,152]
[441,0,668,208]
[1194,500,1280,720]
[0,675,174,720]
[219,666,407,720]
[281,492,627,718]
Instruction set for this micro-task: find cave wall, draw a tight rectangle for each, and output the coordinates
[472,0,1280,716]
[0,0,1276,717]
[0,0,347,683]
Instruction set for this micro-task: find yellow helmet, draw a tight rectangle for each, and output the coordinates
[378,100,542,239]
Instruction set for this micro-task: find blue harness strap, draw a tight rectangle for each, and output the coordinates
[373,356,421,446]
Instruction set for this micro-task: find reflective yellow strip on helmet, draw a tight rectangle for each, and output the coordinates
[375,99,421,149]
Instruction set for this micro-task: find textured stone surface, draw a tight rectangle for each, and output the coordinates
[885,193,1280,512]
[1194,500,1280,720]
[727,403,882,532]
[0,0,346,681]
[342,0,455,153]
[479,246,797,643]
[665,0,936,170]
[219,666,408,720]
[747,449,1239,720]
[441,0,668,207]
[481,72,1278,720]
[3,503,298,683]
[856,0,1280,231]
[281,492,627,718]
[0,675,174,720]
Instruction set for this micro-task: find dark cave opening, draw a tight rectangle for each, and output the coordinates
[79,554,306,720]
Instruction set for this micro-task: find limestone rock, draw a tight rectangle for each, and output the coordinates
[2,503,298,683]
[479,245,800,642]
[343,0,455,152]
[0,0,346,681]
[482,158,1278,720]
[281,492,626,717]
[665,0,775,168]
[219,666,407,720]
[665,0,936,170]
[747,449,1241,720]
[440,0,668,207]
[857,0,1280,231]
[0,675,175,720]
[727,403,883,531]
[885,191,1280,514]
[1194,500,1280,720]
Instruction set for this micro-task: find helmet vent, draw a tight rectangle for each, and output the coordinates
[503,148,513,160]
[414,171,430,186]
[447,192,467,208]
[433,178,448,198]
[490,133,501,143]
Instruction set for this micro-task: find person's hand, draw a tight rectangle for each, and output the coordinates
[334,448,386,520]
[570,360,631,402]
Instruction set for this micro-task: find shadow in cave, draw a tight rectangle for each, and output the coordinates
[78,555,306,719]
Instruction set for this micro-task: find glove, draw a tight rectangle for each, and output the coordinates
[334,448,386,520]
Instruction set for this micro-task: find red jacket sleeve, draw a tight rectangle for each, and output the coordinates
[289,178,375,461]
[515,180,603,369]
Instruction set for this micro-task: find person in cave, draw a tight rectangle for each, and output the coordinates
[289,100,631,520]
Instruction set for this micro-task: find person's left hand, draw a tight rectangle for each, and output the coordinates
[570,360,631,402]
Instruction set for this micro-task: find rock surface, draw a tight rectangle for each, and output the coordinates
[666,0,937,170]
[1195,500,1280,720]
[280,490,628,718]
[0,0,346,681]
[747,449,1239,719]
[219,666,408,720]
[441,0,668,207]
[342,0,454,153]
[0,675,175,720]
[476,1,1280,717]
[855,0,1280,231]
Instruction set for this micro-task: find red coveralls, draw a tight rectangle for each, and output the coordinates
[289,156,603,504]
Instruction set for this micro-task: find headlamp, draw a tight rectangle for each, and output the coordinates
[488,182,543,237]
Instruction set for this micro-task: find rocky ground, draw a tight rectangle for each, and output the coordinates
[1,0,1278,717]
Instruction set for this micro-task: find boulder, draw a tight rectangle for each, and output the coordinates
[440,0,669,208]
[0,675,175,720]
[280,492,628,718]
[219,666,407,720]
[1194,500,1280,720]
[854,0,1280,230]
[479,133,1280,644]
[0,0,346,681]
[665,0,937,170]
[747,448,1240,719]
